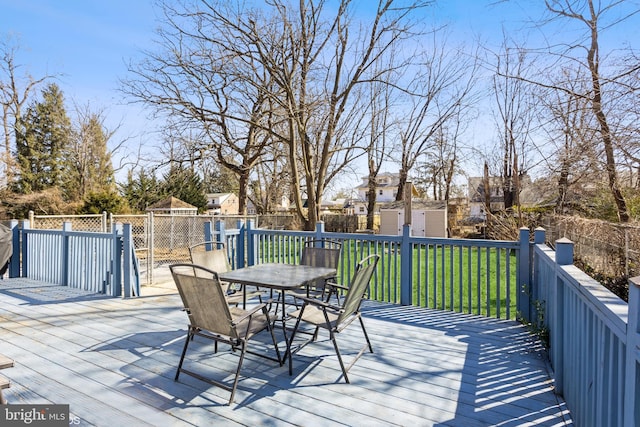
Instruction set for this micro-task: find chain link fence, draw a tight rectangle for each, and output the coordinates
[26,212,298,286]
[541,215,639,301]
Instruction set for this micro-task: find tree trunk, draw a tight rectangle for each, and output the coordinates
[366,169,376,230]
[483,162,491,217]
[585,0,629,222]
[396,168,408,202]
[237,168,249,215]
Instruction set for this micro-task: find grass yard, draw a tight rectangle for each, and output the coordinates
[257,237,519,320]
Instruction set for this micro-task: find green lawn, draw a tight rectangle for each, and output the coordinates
[256,238,519,320]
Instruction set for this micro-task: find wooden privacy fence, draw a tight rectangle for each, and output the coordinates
[532,228,639,427]
[7,220,140,298]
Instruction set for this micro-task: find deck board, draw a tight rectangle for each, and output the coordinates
[0,278,572,426]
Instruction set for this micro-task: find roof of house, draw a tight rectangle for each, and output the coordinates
[380,200,447,210]
[147,196,197,211]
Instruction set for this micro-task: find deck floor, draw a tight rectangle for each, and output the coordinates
[0,278,572,426]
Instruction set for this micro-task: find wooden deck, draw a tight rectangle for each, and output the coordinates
[0,278,572,426]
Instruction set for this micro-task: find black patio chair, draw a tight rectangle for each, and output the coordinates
[189,241,262,306]
[290,239,342,303]
[170,263,282,405]
[285,254,379,383]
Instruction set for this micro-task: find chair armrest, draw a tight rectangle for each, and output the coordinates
[231,302,270,325]
[325,281,348,292]
[295,295,343,312]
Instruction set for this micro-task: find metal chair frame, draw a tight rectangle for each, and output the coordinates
[170,263,282,405]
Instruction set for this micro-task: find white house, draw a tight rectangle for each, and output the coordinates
[206,193,239,215]
[352,172,419,215]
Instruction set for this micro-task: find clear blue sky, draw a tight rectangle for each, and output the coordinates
[0,0,160,173]
[1,0,637,185]
[0,0,513,148]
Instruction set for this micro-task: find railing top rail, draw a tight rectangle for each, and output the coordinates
[408,236,520,248]
[249,227,520,249]
[24,228,118,239]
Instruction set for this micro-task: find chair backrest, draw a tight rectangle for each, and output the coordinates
[189,241,231,278]
[300,239,341,270]
[170,263,238,339]
[337,254,379,325]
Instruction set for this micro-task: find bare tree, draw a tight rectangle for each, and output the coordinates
[535,67,600,213]
[244,0,430,229]
[490,37,536,214]
[393,32,478,201]
[539,0,637,221]
[415,113,466,201]
[65,103,117,200]
[123,0,280,214]
[0,37,52,188]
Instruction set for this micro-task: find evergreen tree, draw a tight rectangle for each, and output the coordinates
[65,111,115,201]
[162,165,207,212]
[14,83,71,193]
[119,168,163,213]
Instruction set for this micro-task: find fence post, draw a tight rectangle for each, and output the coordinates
[246,220,255,266]
[203,221,213,243]
[315,221,325,241]
[9,220,20,278]
[534,227,546,245]
[62,222,72,286]
[123,223,133,298]
[215,220,226,245]
[517,227,531,322]
[400,224,412,306]
[20,220,29,277]
[237,220,246,269]
[624,276,640,427]
[235,219,244,270]
[530,228,546,328]
[113,223,123,297]
[148,212,154,285]
[552,237,573,396]
[101,211,107,232]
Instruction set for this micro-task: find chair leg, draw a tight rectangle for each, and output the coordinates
[175,328,194,381]
[329,329,350,383]
[263,307,283,365]
[229,341,247,405]
[359,316,374,353]
[287,309,306,375]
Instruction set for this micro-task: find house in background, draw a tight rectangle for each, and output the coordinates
[467,175,534,220]
[206,193,239,215]
[467,176,504,220]
[146,196,197,216]
[352,172,419,215]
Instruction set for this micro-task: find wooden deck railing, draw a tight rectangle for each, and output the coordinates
[7,216,639,426]
[531,228,639,427]
[8,220,140,297]
[206,220,639,426]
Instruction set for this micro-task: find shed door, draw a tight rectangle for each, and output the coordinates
[379,210,402,235]
[411,210,426,237]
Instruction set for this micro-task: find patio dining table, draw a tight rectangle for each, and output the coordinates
[218,263,336,321]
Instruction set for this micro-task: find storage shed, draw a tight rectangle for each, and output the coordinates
[379,201,448,238]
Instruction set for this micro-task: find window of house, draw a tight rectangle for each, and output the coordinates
[379,189,383,195]
[359,206,365,213]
